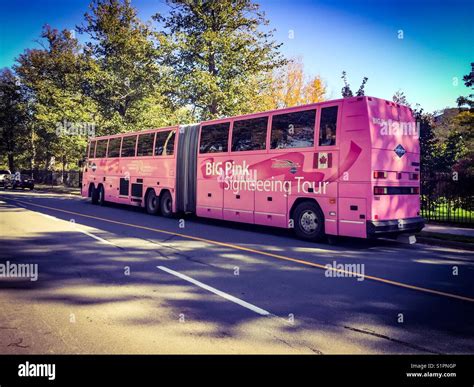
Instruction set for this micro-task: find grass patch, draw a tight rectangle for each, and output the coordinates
[421,202,473,223]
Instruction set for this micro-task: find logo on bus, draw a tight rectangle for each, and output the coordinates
[394,144,406,158]
[271,159,300,172]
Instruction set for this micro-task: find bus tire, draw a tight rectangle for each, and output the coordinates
[292,201,325,242]
[97,184,105,206]
[91,185,99,205]
[145,189,159,215]
[160,191,173,218]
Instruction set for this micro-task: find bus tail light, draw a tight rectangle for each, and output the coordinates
[411,187,420,194]
[374,186,387,195]
[410,173,419,180]
[373,171,387,179]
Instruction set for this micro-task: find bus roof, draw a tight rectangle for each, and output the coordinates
[89,96,411,141]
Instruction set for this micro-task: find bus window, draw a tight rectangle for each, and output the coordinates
[137,133,155,157]
[319,106,338,146]
[121,135,137,157]
[95,139,108,158]
[199,123,230,153]
[232,116,268,152]
[107,137,121,158]
[88,140,96,158]
[271,109,316,149]
[155,131,175,156]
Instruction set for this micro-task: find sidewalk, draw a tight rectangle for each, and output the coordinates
[34,184,81,196]
[423,224,474,237]
[418,223,474,250]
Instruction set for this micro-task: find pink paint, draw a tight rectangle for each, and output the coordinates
[82,96,424,239]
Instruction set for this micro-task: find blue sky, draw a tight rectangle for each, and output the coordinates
[0,0,472,112]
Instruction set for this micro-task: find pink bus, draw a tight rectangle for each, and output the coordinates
[82,96,424,241]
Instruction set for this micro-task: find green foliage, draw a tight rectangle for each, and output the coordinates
[0,68,30,171]
[341,71,368,98]
[14,26,98,171]
[456,62,473,110]
[78,0,178,133]
[392,90,410,107]
[154,0,286,120]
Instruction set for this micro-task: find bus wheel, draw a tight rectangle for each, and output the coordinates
[91,186,99,204]
[97,185,105,206]
[293,201,325,241]
[145,190,159,215]
[160,191,173,218]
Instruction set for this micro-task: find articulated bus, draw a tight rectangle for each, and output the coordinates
[82,96,425,241]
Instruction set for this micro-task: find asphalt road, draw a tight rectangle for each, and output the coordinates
[0,190,473,354]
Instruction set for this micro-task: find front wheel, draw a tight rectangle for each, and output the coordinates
[292,201,325,241]
[160,191,173,218]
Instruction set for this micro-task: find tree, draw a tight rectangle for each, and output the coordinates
[0,68,29,171]
[155,0,287,120]
[392,90,410,106]
[260,57,326,109]
[15,26,99,172]
[341,71,368,98]
[78,0,177,133]
[456,62,474,110]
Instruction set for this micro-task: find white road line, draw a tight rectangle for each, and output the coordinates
[77,228,114,245]
[37,213,60,221]
[20,202,115,246]
[157,265,271,316]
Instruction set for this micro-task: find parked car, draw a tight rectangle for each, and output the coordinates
[0,169,12,188]
[9,173,35,190]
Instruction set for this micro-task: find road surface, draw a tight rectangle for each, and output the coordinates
[0,190,473,354]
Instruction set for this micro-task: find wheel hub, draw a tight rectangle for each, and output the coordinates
[300,210,317,233]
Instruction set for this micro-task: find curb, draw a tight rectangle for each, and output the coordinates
[34,188,81,196]
[416,236,474,251]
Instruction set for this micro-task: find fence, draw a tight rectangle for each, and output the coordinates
[21,170,82,188]
[421,173,473,226]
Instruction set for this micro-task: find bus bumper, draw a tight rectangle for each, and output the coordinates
[366,217,425,237]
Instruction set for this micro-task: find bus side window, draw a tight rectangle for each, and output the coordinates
[88,141,96,158]
[137,133,155,157]
[199,123,230,153]
[155,131,175,156]
[271,109,316,149]
[95,139,108,158]
[121,135,137,157]
[107,137,121,158]
[319,106,338,146]
[232,116,268,152]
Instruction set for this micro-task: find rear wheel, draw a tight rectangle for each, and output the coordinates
[91,185,99,204]
[97,185,105,206]
[145,190,159,215]
[160,191,173,218]
[292,201,325,241]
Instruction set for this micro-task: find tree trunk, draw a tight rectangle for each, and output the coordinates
[7,153,14,172]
